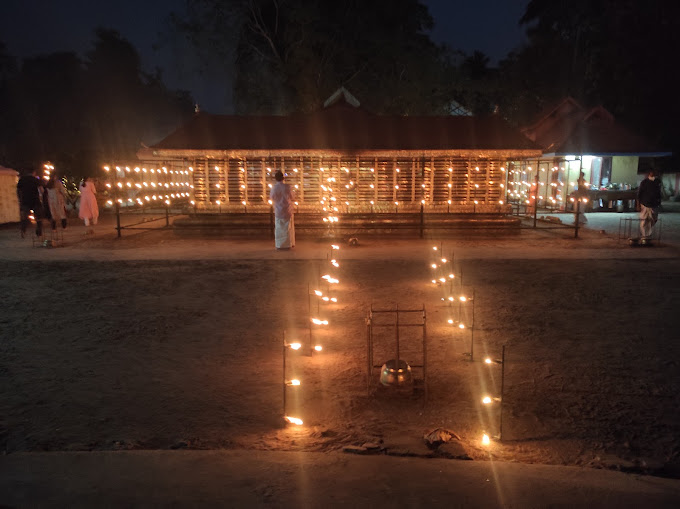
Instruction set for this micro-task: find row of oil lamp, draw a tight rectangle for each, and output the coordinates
[283,244,342,426]
[429,244,506,446]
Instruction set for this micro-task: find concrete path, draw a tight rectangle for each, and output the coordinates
[1,450,679,508]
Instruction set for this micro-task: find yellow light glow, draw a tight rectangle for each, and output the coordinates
[431,263,437,269]
[448,274,455,279]
[314,290,323,296]
[484,358,492,364]
[460,296,467,302]
[288,343,302,350]
[314,345,323,352]
[448,319,453,324]
[439,278,446,283]
[311,318,329,325]
[458,323,465,329]
[482,396,492,404]
[285,416,303,425]
[289,379,301,386]
[482,434,490,446]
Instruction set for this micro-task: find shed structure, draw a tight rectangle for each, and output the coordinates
[515,97,672,211]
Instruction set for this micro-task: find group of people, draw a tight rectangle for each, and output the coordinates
[16,168,99,238]
[14,165,664,245]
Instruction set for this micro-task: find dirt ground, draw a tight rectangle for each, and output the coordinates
[1,214,680,481]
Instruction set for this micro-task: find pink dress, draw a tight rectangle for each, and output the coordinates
[78,181,99,224]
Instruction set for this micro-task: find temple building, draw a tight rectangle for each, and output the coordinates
[135,88,541,214]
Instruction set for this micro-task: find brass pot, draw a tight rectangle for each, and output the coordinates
[379,359,412,386]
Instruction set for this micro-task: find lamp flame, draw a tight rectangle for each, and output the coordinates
[285,416,304,425]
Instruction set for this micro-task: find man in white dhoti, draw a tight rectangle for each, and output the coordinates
[637,169,662,243]
[270,170,295,249]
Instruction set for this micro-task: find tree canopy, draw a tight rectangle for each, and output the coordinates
[500,0,680,154]
[0,29,194,177]
[175,0,453,114]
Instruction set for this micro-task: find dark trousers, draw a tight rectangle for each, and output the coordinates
[20,204,43,236]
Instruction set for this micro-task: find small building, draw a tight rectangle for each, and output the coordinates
[135,89,541,214]
[0,165,20,224]
[515,97,671,210]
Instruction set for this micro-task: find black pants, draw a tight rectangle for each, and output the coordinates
[20,204,43,236]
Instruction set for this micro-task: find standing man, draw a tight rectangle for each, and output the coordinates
[16,168,43,237]
[270,170,295,250]
[637,169,662,242]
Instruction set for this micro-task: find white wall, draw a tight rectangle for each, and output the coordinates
[0,168,20,224]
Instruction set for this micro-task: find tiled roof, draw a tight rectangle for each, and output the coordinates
[151,102,538,152]
[523,98,669,156]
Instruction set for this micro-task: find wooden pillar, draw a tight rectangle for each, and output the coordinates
[373,158,378,203]
[205,162,212,203]
[429,157,435,203]
[448,159,453,203]
[465,160,471,204]
[411,158,416,203]
[261,158,266,202]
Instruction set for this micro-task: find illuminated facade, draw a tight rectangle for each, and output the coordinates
[136,93,541,213]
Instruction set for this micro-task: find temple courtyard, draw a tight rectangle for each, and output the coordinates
[1,209,679,507]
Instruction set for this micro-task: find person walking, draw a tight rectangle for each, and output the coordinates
[637,169,662,242]
[16,168,44,237]
[269,170,295,250]
[46,174,68,230]
[78,177,99,234]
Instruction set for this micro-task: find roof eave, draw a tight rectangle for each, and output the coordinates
[139,148,543,160]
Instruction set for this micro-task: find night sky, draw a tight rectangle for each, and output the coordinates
[0,0,528,113]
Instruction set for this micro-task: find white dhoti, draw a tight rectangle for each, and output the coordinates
[275,216,295,249]
[639,205,658,240]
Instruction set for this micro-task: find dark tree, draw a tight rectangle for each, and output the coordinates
[499,0,680,159]
[174,0,450,114]
[0,30,194,177]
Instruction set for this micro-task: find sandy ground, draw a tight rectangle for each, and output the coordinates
[1,207,680,506]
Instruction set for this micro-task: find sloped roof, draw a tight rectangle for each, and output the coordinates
[0,165,19,176]
[150,102,538,153]
[523,97,669,156]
